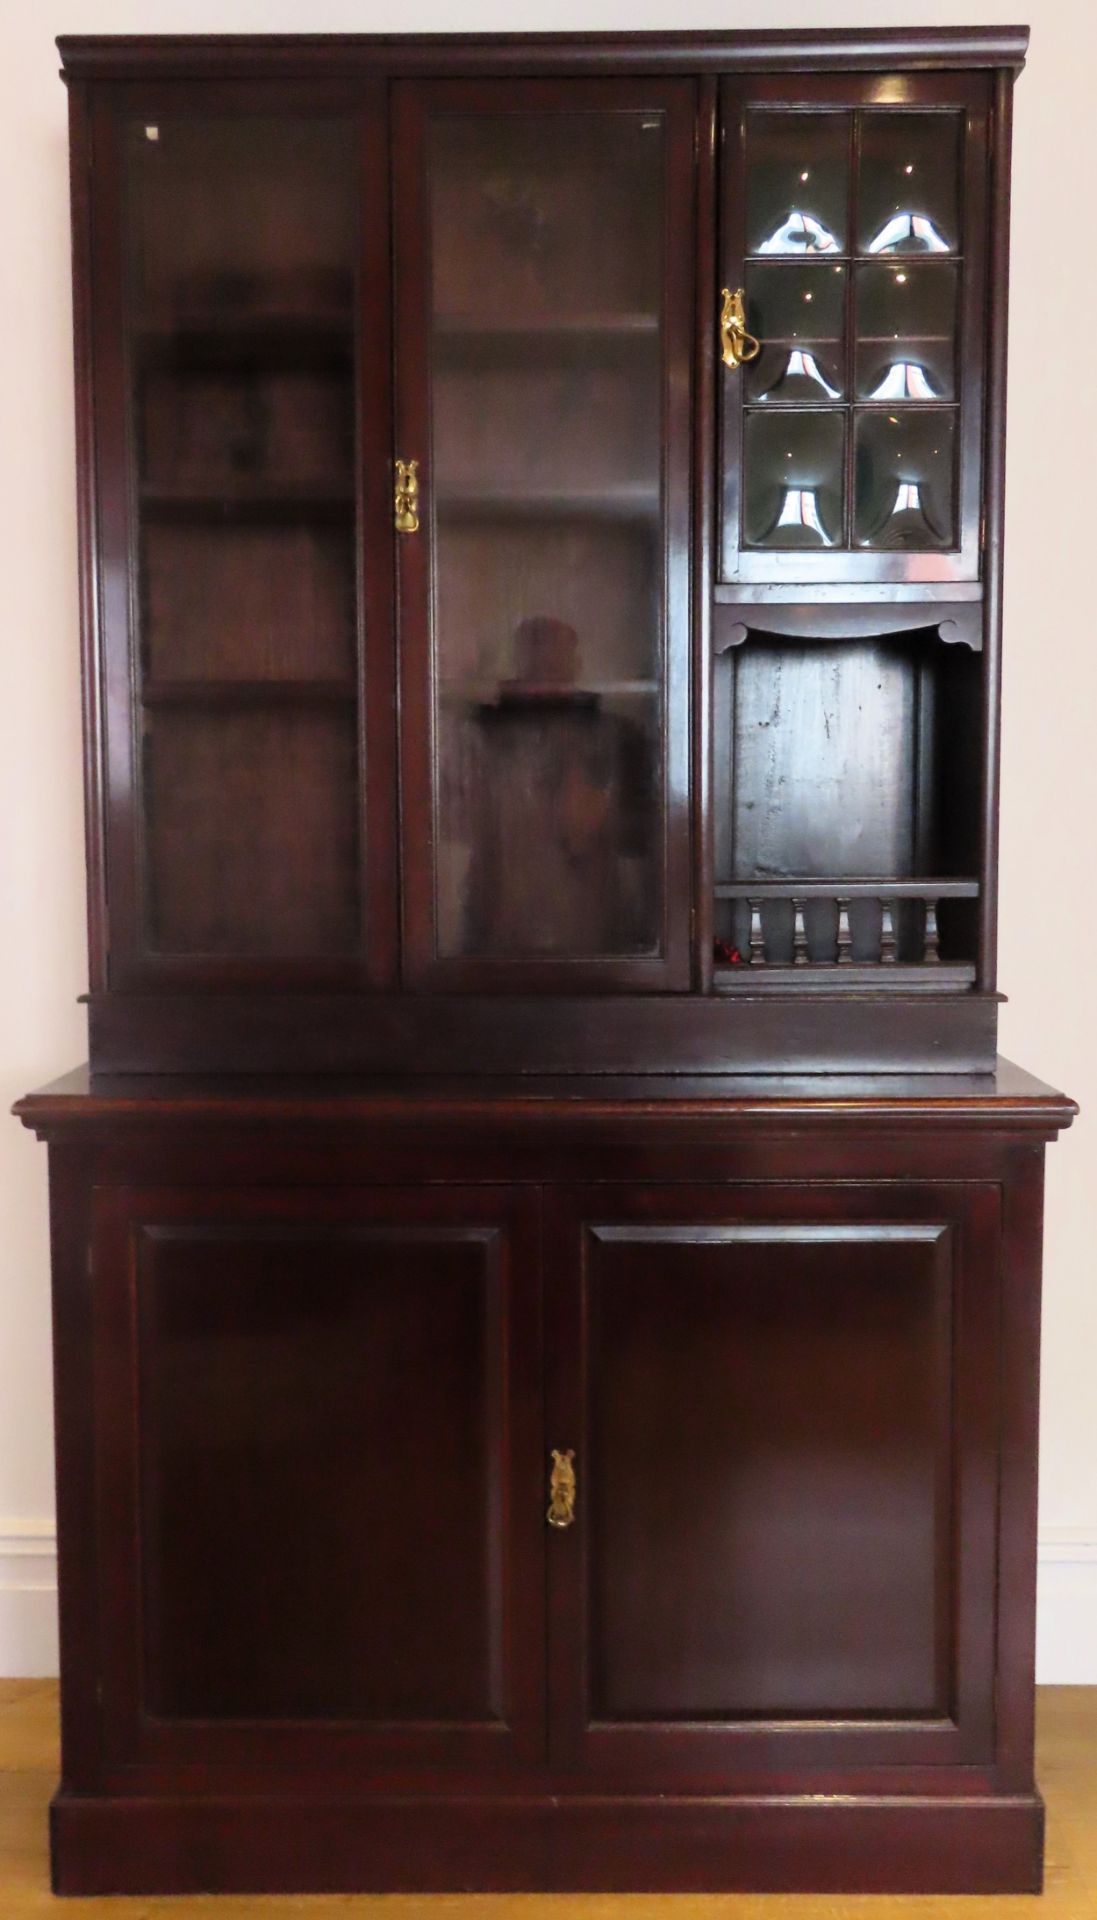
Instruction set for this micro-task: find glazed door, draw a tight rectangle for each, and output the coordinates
[717,74,989,590]
[545,1181,1001,1782]
[393,79,695,991]
[89,83,398,992]
[89,1182,544,1782]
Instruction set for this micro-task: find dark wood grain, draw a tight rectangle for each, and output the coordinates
[65,36,1021,1062]
[56,28,1031,83]
[15,1075,1070,1893]
[23,26,1074,1901]
[978,69,1015,992]
[82,986,1002,1074]
[546,1181,1001,1780]
[90,1181,544,1775]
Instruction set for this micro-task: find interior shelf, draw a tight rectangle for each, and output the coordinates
[440,677,658,702]
[436,484,660,523]
[434,312,659,360]
[714,879,979,900]
[135,309,354,369]
[141,677,357,708]
[713,961,977,990]
[140,483,356,524]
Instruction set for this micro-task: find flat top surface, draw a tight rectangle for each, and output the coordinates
[13,1057,1076,1127]
[55,24,1029,74]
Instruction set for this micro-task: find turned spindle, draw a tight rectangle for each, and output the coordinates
[879,898,898,965]
[793,899,809,966]
[748,900,766,967]
[836,897,853,965]
[923,897,941,964]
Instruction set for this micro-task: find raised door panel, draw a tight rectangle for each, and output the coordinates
[393,78,695,991]
[546,1181,1001,1782]
[717,74,989,590]
[88,82,397,991]
[90,1183,543,1779]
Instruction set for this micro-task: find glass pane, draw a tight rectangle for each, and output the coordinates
[745,263,847,403]
[742,411,845,548]
[746,112,849,256]
[144,708,359,955]
[854,409,956,549]
[126,116,360,955]
[428,111,665,961]
[857,112,961,256]
[855,262,958,401]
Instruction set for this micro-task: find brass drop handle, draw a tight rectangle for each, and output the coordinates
[394,458,420,534]
[547,1448,577,1529]
[720,287,761,370]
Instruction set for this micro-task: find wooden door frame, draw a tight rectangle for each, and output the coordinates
[392,75,697,993]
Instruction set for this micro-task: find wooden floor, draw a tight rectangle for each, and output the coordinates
[1,1684,1095,1915]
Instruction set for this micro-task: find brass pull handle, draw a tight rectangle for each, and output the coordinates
[394,458,420,534]
[720,287,761,370]
[547,1449,576,1529]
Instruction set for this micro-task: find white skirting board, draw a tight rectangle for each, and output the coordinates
[1,1521,1095,1683]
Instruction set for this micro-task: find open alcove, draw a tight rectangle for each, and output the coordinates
[712,625,982,986]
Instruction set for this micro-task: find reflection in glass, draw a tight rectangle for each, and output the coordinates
[744,262,845,405]
[854,409,956,550]
[867,361,939,400]
[771,486,834,544]
[760,349,841,401]
[427,111,666,960]
[857,112,961,257]
[744,410,844,549]
[855,261,958,403]
[746,113,850,258]
[126,116,362,958]
[758,212,840,255]
[871,479,944,546]
[865,212,950,255]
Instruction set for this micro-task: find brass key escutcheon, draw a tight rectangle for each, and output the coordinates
[547,1448,577,1529]
[394,458,420,533]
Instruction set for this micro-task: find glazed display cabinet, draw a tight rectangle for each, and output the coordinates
[14,25,1077,1898]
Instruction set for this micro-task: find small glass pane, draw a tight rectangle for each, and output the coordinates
[856,262,958,401]
[854,409,956,549]
[746,113,849,256]
[745,263,846,403]
[858,112,961,256]
[743,411,845,548]
[428,111,666,961]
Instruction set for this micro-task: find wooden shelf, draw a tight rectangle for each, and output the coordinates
[135,309,354,369]
[434,312,659,362]
[140,483,356,525]
[715,879,979,900]
[141,677,356,709]
[714,961,977,990]
[440,678,658,702]
[436,484,660,524]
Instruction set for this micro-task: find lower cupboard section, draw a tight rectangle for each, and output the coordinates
[23,1097,1064,1895]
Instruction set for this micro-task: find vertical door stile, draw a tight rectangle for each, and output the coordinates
[359,79,401,986]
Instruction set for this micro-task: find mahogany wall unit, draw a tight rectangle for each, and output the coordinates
[14,24,1078,1897]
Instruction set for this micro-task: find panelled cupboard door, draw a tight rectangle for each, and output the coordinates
[393,79,695,992]
[88,1183,544,1779]
[88,82,398,992]
[717,74,989,588]
[545,1182,1001,1783]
